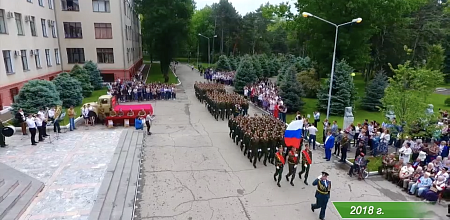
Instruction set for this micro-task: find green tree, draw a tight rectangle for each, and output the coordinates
[279,66,304,113]
[83,61,104,90]
[216,55,232,71]
[234,56,257,93]
[12,80,62,114]
[425,44,445,71]
[53,72,83,108]
[137,0,194,82]
[382,61,444,136]
[251,55,262,78]
[259,55,270,78]
[361,70,388,111]
[70,65,93,97]
[297,68,321,98]
[317,60,357,116]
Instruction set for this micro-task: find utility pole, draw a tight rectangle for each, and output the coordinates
[212,17,216,64]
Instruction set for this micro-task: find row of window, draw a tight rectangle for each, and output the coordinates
[3,49,60,73]
[2,48,115,74]
[63,22,112,39]
[26,0,111,13]
[27,0,54,9]
[0,10,57,37]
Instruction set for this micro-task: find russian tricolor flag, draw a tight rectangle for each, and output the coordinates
[284,120,303,149]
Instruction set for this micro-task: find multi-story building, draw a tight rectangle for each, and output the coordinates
[0,0,142,109]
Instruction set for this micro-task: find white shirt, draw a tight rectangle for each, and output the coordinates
[26,118,36,128]
[314,112,320,120]
[399,166,414,178]
[145,114,154,122]
[35,117,43,126]
[307,126,318,135]
[48,109,55,118]
[380,133,390,143]
[88,106,93,111]
[436,171,449,181]
[82,108,89,117]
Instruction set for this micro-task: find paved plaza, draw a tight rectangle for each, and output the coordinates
[137,64,447,220]
[0,126,123,220]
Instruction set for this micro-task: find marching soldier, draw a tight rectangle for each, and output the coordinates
[299,143,313,185]
[259,132,269,166]
[285,147,299,186]
[243,129,251,154]
[274,147,285,187]
[249,133,259,168]
[311,171,331,220]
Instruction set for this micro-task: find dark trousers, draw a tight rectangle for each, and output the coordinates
[286,164,296,182]
[53,121,61,133]
[299,163,310,181]
[37,126,44,141]
[146,121,151,133]
[334,143,341,156]
[29,128,37,144]
[340,148,348,161]
[21,122,27,135]
[42,121,48,136]
[312,196,329,219]
[274,166,283,183]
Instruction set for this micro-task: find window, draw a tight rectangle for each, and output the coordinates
[0,10,6,34]
[27,0,32,2]
[35,49,41,68]
[10,88,19,102]
[3,50,13,73]
[20,50,28,70]
[93,0,110,12]
[41,19,47,37]
[94,23,112,39]
[45,49,51,66]
[38,0,44,6]
[15,13,24,35]
[30,16,37,36]
[97,48,114,63]
[51,22,57,38]
[67,48,85,63]
[48,0,53,9]
[61,0,80,11]
[63,22,82,38]
[54,48,60,65]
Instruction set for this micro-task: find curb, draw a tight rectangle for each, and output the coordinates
[171,65,182,86]
[246,99,380,176]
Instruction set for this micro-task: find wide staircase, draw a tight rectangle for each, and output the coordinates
[89,130,144,220]
[0,163,44,220]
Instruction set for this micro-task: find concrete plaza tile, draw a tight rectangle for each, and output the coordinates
[67,152,113,168]
[53,166,107,185]
[30,187,97,215]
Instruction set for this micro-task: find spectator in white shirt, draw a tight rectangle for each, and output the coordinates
[35,114,44,142]
[26,114,38,145]
[313,111,320,127]
[307,124,319,150]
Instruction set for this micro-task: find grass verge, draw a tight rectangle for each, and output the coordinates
[146,63,178,84]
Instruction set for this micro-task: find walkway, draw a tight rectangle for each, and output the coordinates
[137,64,448,220]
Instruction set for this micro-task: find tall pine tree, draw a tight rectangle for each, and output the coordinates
[361,70,388,111]
[216,55,232,71]
[83,61,104,90]
[316,60,357,116]
[70,65,94,97]
[279,66,304,113]
[252,56,262,78]
[234,56,257,93]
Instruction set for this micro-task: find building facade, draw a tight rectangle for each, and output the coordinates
[0,0,142,109]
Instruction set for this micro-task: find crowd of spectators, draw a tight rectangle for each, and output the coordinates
[107,79,177,102]
[203,68,235,85]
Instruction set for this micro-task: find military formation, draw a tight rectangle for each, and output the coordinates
[228,115,286,167]
[194,82,249,120]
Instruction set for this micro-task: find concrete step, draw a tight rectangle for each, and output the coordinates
[89,130,144,220]
[0,163,45,220]
[0,180,19,203]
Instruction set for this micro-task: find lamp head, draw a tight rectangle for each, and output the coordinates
[352,18,362,23]
[302,12,312,18]
[198,33,201,36]
[214,35,217,37]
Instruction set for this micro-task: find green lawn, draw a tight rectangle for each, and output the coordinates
[287,73,449,143]
[61,88,108,125]
[348,156,383,173]
[146,63,178,84]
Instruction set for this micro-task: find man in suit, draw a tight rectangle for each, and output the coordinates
[311,171,331,220]
[324,131,334,161]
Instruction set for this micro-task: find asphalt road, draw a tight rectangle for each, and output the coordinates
[136,64,447,220]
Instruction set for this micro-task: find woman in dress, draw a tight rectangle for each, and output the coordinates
[87,104,95,126]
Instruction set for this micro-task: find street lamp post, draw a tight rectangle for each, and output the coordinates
[302,12,362,120]
[198,33,218,66]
